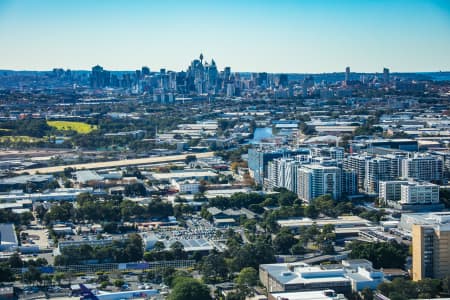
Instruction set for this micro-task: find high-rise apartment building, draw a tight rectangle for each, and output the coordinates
[343,155,372,190]
[401,155,443,183]
[364,157,393,193]
[297,165,342,202]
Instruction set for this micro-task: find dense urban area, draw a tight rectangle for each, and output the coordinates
[1,55,450,300]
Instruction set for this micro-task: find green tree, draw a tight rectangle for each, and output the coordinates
[348,241,407,269]
[273,228,297,254]
[200,252,228,283]
[235,267,258,287]
[113,279,125,288]
[0,263,14,282]
[8,252,23,268]
[361,287,373,300]
[442,276,450,296]
[416,278,441,298]
[169,277,211,300]
[22,266,42,285]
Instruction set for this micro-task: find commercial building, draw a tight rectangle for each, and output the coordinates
[0,223,18,252]
[277,216,372,234]
[400,212,450,281]
[400,181,440,205]
[0,174,54,191]
[269,290,347,300]
[259,260,384,295]
[170,179,199,194]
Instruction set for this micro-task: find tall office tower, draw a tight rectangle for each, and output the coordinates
[141,66,150,76]
[383,67,390,83]
[345,66,350,82]
[257,72,268,87]
[226,83,235,97]
[205,59,218,92]
[365,157,393,193]
[402,155,443,183]
[168,71,177,90]
[278,74,289,87]
[223,67,231,82]
[297,165,342,202]
[410,212,450,281]
[160,74,169,90]
[343,155,372,190]
[188,55,205,93]
[90,65,109,88]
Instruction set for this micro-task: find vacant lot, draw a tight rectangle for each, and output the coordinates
[47,121,97,134]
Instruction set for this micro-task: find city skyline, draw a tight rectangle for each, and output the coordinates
[0,0,450,72]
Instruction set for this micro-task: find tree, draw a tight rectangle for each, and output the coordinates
[114,279,125,288]
[153,241,166,252]
[53,272,65,285]
[416,278,441,298]
[0,263,14,282]
[273,228,297,254]
[361,287,373,300]
[22,266,42,285]
[169,277,211,300]
[290,242,306,255]
[348,241,407,269]
[200,252,228,283]
[235,267,258,287]
[8,252,23,268]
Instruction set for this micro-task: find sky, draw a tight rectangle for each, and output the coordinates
[0,0,449,73]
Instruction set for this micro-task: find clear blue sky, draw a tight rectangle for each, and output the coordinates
[0,0,449,72]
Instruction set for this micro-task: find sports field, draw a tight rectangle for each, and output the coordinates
[47,121,97,134]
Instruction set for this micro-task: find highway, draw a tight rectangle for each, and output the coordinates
[19,152,215,174]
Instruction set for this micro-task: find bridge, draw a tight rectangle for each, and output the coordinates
[19,152,215,174]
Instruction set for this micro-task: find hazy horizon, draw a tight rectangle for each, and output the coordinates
[1,0,450,73]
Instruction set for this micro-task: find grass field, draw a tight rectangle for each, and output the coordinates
[47,121,97,134]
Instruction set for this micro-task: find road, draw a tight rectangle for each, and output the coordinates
[17,152,215,174]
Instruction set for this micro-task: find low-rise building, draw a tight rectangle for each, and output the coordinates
[269,290,347,300]
[170,179,200,194]
[259,260,384,295]
[0,223,18,252]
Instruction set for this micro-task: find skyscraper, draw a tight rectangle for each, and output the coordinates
[345,66,351,82]
[90,65,110,88]
[383,67,390,83]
